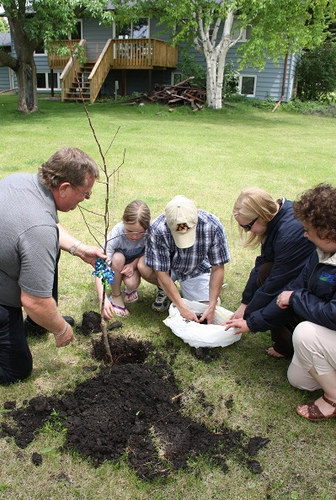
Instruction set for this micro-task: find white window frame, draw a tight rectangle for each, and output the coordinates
[34,44,47,56]
[114,18,150,39]
[238,74,257,98]
[232,24,252,43]
[36,71,61,91]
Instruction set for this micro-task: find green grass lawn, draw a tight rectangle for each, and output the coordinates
[0,94,335,500]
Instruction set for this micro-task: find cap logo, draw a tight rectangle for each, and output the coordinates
[176,223,189,232]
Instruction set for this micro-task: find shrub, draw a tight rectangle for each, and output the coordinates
[296,43,336,101]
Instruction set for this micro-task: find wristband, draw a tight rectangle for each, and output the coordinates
[69,240,81,255]
[54,322,68,337]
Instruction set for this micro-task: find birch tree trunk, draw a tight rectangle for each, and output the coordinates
[199,8,235,110]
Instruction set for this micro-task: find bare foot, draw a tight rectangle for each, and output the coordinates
[110,295,130,317]
[297,396,336,420]
[266,347,285,358]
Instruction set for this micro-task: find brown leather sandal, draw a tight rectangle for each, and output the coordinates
[296,395,336,421]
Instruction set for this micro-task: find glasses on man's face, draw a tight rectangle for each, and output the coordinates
[71,185,92,200]
[239,216,258,231]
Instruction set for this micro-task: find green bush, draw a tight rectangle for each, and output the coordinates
[296,43,336,101]
[223,61,239,97]
[178,48,206,87]
[283,99,336,117]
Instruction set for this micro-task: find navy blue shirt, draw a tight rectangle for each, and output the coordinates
[247,250,336,332]
[243,199,315,330]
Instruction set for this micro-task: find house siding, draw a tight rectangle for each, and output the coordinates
[0,33,14,92]
[101,17,175,96]
[83,18,113,61]
[0,67,12,90]
[187,42,296,102]
[0,16,298,101]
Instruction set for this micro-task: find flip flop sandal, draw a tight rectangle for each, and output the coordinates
[124,289,138,303]
[111,303,129,317]
[296,395,336,421]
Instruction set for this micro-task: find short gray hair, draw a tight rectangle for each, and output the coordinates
[38,147,99,189]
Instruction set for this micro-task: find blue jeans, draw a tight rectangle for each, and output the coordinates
[0,305,33,384]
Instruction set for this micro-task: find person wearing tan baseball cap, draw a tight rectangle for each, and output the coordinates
[165,195,198,249]
[138,195,230,324]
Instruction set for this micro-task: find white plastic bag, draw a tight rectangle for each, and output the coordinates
[163,299,241,348]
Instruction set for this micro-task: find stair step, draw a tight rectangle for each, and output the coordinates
[69,86,90,92]
[64,97,91,102]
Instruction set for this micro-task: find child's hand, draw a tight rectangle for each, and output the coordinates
[121,263,135,278]
[103,297,115,320]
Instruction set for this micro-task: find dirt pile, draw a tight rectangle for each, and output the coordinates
[0,332,269,480]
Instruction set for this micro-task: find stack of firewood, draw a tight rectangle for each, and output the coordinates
[122,77,206,110]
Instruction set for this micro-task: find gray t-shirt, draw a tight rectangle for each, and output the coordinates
[0,173,59,307]
[105,221,147,261]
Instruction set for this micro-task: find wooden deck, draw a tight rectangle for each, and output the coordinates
[48,39,178,71]
[54,39,178,104]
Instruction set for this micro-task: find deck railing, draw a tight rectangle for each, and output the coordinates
[50,38,177,70]
[88,40,113,104]
[109,38,177,69]
[56,38,178,102]
[48,40,82,69]
[60,40,86,101]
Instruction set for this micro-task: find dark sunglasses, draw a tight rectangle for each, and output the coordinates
[239,216,258,231]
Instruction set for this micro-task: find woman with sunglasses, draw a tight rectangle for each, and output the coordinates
[228,187,315,358]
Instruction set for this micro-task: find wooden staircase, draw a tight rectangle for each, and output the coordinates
[59,38,178,104]
[63,63,94,101]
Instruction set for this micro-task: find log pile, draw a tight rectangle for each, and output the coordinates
[122,77,206,110]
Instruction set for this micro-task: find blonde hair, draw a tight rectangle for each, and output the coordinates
[122,200,151,230]
[233,187,279,247]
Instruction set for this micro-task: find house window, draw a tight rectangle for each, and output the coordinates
[232,23,252,42]
[48,72,61,89]
[35,42,46,55]
[71,20,83,40]
[116,18,149,39]
[37,72,61,90]
[172,72,182,85]
[239,75,256,97]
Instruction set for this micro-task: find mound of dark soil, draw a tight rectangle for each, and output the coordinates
[0,335,269,480]
[76,310,123,336]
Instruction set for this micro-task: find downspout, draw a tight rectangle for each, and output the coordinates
[272,52,289,112]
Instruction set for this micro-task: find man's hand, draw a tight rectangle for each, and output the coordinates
[54,323,74,348]
[57,223,107,266]
[177,303,200,322]
[198,305,216,325]
[77,244,108,267]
